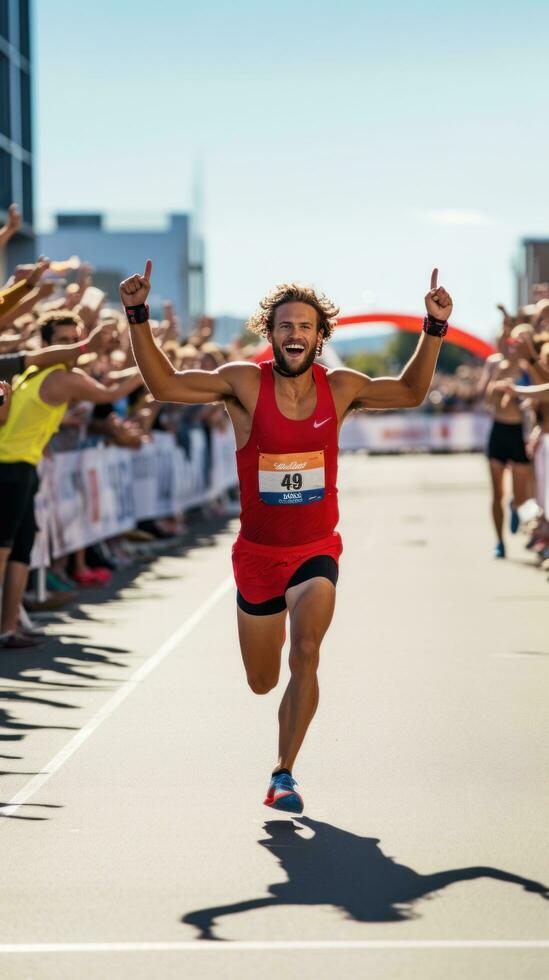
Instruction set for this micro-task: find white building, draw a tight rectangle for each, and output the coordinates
[38,212,205,331]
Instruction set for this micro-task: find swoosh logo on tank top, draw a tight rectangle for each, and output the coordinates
[313,417,332,428]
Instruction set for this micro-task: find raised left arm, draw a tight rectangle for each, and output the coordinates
[497,379,549,403]
[331,269,453,413]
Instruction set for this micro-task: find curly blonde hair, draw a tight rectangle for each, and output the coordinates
[246,282,339,342]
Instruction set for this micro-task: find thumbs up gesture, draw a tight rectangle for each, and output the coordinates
[425,268,453,321]
[119,260,152,308]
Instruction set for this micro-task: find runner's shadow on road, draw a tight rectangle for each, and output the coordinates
[182,817,549,940]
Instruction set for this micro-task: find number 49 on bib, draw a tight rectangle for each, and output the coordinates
[258,450,325,506]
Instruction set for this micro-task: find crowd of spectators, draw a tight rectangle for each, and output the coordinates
[0,204,253,647]
[424,365,485,414]
[420,292,549,584]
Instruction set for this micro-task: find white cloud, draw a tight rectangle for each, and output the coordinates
[423,209,494,226]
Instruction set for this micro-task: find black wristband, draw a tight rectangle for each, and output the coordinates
[125,303,150,325]
[423,314,448,338]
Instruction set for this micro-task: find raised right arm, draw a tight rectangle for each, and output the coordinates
[120,261,242,404]
[505,380,549,403]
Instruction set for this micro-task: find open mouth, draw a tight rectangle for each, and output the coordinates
[284,343,306,358]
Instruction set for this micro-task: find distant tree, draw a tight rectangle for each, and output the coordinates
[437,342,479,373]
[384,332,417,371]
[384,332,480,374]
[343,351,389,377]
[342,332,481,375]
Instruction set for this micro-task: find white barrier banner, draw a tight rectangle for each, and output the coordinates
[30,429,238,566]
[48,445,135,558]
[30,457,53,572]
[171,428,212,511]
[339,412,492,453]
[210,425,238,495]
[544,435,549,516]
[534,433,549,515]
[131,429,209,519]
[30,415,493,568]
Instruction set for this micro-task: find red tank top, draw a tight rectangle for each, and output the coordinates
[236,361,340,547]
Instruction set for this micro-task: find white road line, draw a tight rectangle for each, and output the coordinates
[0,941,547,953]
[0,575,234,821]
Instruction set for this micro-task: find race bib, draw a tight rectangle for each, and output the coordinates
[259,450,325,505]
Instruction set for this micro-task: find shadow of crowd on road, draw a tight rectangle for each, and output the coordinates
[0,516,233,819]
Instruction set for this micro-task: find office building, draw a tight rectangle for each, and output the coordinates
[0,0,34,270]
[213,314,246,346]
[515,238,549,307]
[39,211,205,330]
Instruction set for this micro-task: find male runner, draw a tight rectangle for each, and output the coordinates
[484,329,534,557]
[120,262,452,812]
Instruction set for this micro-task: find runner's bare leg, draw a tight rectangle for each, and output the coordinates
[510,461,533,509]
[276,576,336,772]
[237,606,286,694]
[1,560,29,633]
[488,459,505,541]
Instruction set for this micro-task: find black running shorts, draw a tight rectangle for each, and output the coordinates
[0,462,39,564]
[236,554,339,616]
[487,421,529,465]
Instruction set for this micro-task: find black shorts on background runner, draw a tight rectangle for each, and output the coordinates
[0,462,39,563]
[487,421,529,465]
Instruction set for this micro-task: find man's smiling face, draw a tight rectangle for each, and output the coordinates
[269,302,321,377]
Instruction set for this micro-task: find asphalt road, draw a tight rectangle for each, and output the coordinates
[1,453,548,980]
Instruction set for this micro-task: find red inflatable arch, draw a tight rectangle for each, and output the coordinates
[250,312,495,362]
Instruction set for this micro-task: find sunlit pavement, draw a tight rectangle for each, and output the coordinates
[1,454,547,980]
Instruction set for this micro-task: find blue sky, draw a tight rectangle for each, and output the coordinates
[34,0,549,337]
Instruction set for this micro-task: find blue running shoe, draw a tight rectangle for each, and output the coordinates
[509,504,519,535]
[264,771,304,813]
[494,541,506,559]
